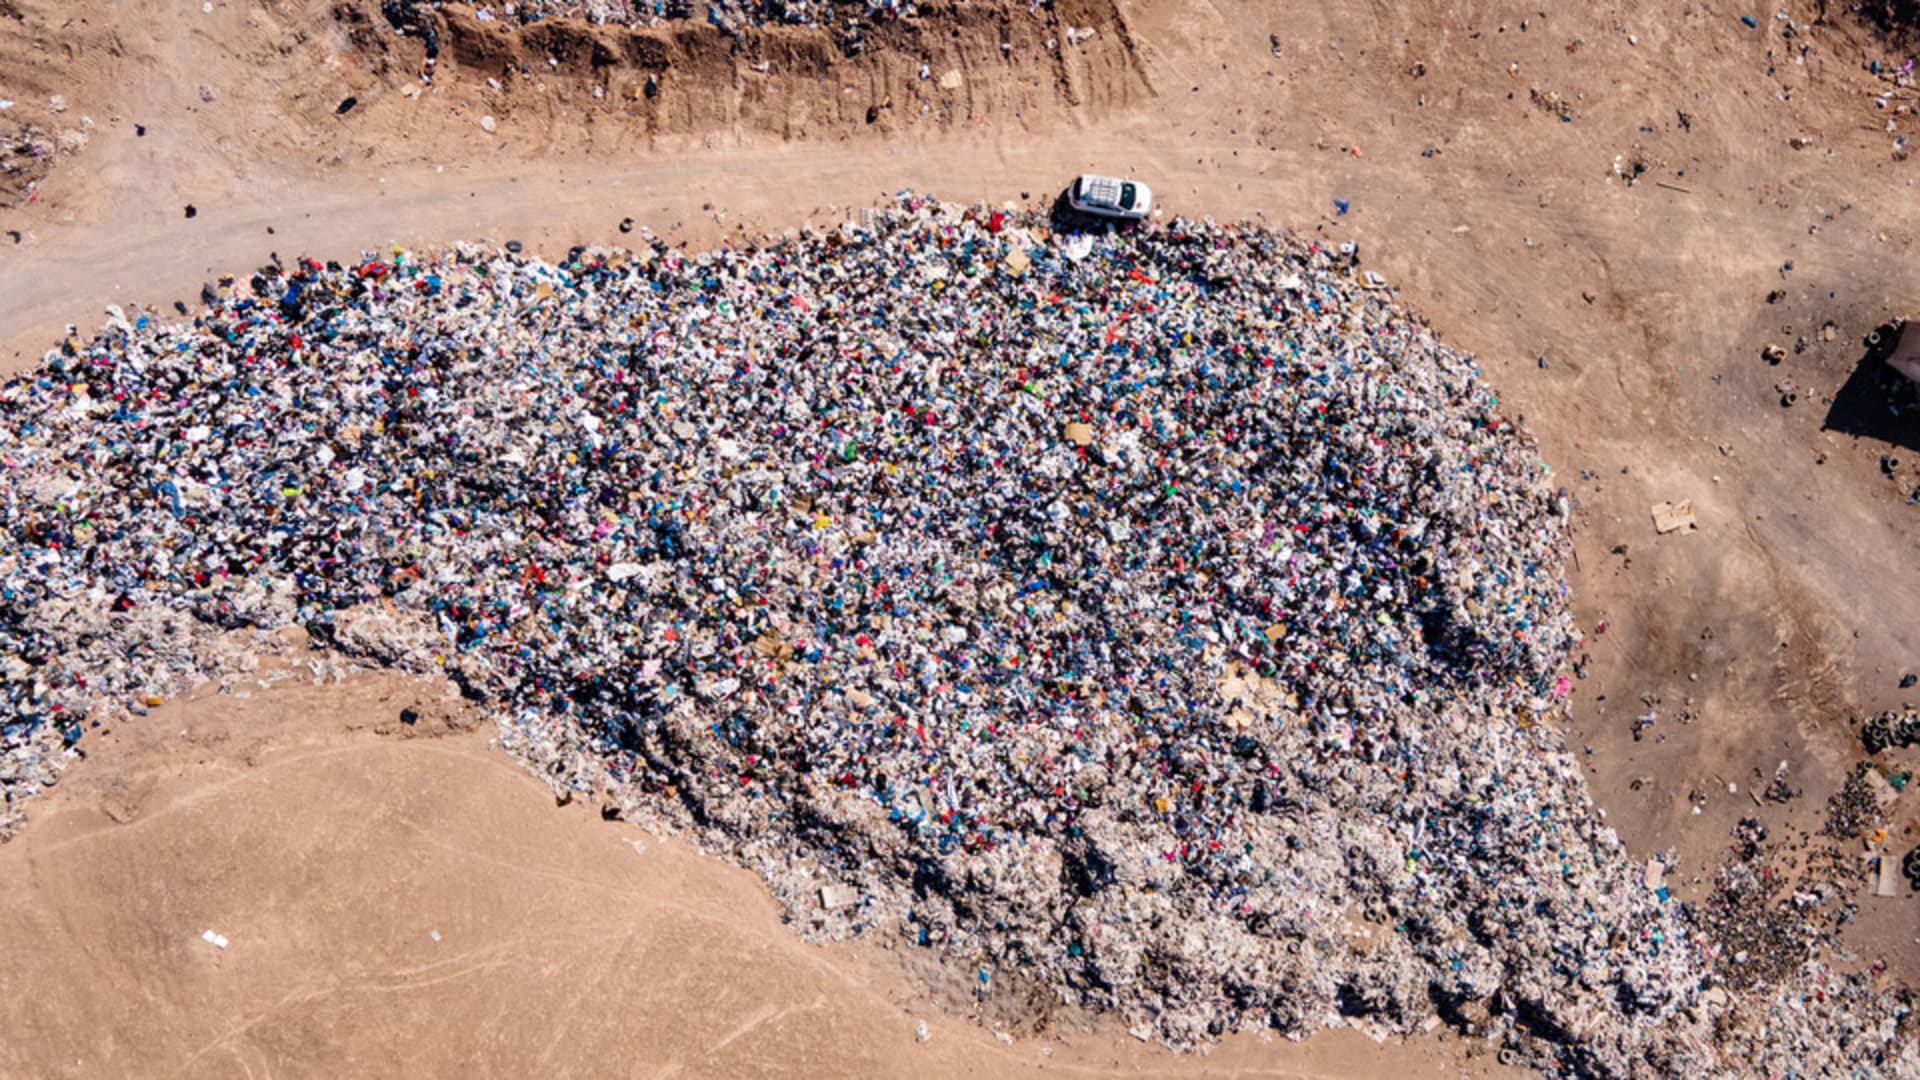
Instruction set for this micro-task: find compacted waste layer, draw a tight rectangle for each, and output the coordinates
[394,0,916,35]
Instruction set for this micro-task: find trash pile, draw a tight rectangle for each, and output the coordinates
[1,125,58,210]
[0,195,1911,1073]
[437,0,917,33]
[1825,762,1890,840]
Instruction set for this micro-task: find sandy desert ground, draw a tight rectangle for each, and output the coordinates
[3,0,1920,1074]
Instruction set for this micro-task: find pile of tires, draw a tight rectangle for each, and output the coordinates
[1862,710,1920,755]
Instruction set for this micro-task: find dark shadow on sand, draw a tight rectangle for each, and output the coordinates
[1822,323,1920,454]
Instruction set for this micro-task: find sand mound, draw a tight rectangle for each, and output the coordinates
[404,0,1151,141]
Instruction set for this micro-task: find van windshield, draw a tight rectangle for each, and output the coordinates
[1119,182,1137,210]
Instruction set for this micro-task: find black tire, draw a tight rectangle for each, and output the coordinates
[1864,716,1893,754]
[1866,320,1906,365]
